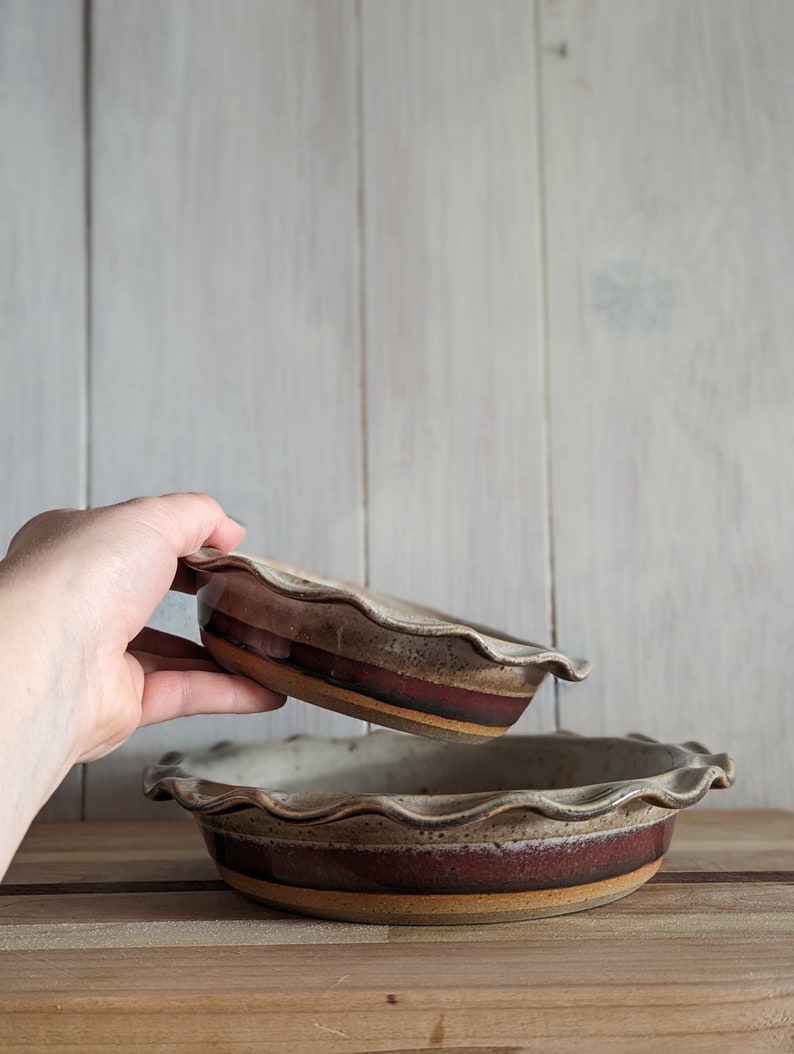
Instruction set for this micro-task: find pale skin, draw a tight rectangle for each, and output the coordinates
[0,493,286,877]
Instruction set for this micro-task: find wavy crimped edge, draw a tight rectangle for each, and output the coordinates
[143,731,734,828]
[183,548,589,682]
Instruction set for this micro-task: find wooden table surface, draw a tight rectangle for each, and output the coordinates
[1,810,792,1053]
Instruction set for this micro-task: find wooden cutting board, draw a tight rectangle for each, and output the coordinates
[1,811,792,1053]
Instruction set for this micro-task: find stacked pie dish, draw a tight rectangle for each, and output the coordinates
[145,549,734,924]
[182,547,590,743]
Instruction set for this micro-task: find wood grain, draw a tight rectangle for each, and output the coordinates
[0,814,791,1052]
[0,0,87,821]
[1,882,791,946]
[0,944,791,1054]
[85,0,366,818]
[540,0,794,807]
[360,0,557,733]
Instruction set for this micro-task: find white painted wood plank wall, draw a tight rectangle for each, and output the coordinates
[541,0,794,808]
[86,0,366,818]
[361,0,555,732]
[1,0,791,816]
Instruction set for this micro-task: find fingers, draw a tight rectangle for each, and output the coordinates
[121,493,247,560]
[8,494,245,563]
[131,650,220,674]
[136,668,287,725]
[2,495,245,606]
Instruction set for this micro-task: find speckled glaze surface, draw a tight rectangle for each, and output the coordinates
[182,548,589,742]
[144,732,734,924]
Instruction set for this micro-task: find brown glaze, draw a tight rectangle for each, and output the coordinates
[197,814,675,894]
[144,732,734,924]
[204,610,529,727]
[184,548,589,742]
[201,628,513,741]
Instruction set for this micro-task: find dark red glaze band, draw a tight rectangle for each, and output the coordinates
[201,607,530,728]
[200,816,675,895]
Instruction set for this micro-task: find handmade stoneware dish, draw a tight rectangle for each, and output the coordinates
[182,548,589,743]
[144,731,734,925]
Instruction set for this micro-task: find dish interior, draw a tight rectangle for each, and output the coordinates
[180,733,677,796]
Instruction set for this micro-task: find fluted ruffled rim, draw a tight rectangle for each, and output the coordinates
[183,548,589,681]
[144,731,734,828]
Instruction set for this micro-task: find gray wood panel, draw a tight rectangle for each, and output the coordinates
[541,0,794,806]
[0,0,87,820]
[3,0,790,819]
[86,0,366,818]
[361,0,557,733]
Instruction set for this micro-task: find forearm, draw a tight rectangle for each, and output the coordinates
[0,574,82,877]
[0,679,80,878]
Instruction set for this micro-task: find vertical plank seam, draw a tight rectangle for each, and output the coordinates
[82,0,93,517]
[80,0,94,819]
[355,0,373,738]
[355,0,370,594]
[532,0,560,730]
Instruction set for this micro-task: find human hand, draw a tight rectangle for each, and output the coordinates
[0,494,286,767]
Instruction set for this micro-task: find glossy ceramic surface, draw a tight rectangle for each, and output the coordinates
[144,731,734,924]
[183,548,589,742]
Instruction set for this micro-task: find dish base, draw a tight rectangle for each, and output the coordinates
[215,857,663,925]
[201,629,510,743]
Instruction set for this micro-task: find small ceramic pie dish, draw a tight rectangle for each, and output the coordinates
[144,731,734,925]
[183,548,589,743]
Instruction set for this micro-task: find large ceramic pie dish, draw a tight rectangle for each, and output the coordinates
[144,731,734,925]
[183,548,589,743]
